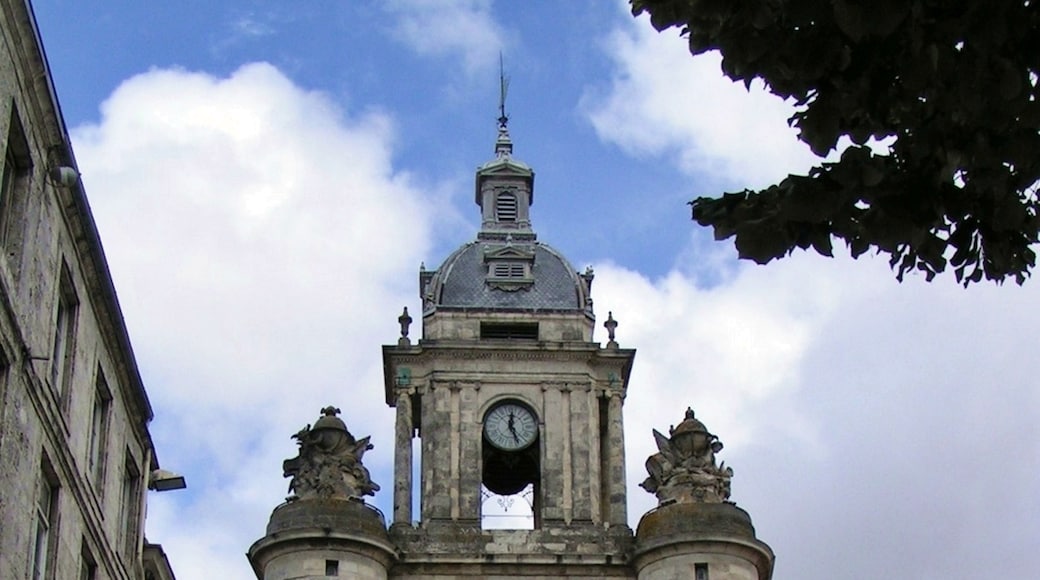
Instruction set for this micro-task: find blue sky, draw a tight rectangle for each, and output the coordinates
[36,0,710,277]
[30,1,1040,579]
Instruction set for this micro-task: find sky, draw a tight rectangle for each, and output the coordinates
[29,1,1040,578]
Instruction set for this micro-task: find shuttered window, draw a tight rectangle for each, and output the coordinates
[492,262,525,278]
[496,193,517,222]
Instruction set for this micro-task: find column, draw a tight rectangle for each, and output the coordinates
[562,386,573,523]
[427,383,452,520]
[458,383,481,523]
[587,388,602,524]
[449,382,461,519]
[392,389,413,526]
[569,383,592,522]
[542,385,565,522]
[607,391,627,526]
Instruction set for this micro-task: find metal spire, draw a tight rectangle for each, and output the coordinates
[498,52,510,129]
[495,53,514,158]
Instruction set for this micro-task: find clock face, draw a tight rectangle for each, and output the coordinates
[484,402,538,451]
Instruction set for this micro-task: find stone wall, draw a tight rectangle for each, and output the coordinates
[390,525,635,578]
[384,341,634,529]
[637,551,759,580]
[421,310,593,343]
[249,499,395,580]
[0,2,163,579]
[633,503,774,580]
[262,548,389,580]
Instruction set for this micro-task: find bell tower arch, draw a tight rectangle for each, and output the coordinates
[479,397,540,528]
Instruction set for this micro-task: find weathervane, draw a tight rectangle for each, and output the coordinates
[498,52,510,130]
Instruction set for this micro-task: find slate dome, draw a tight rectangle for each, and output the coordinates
[419,115,593,317]
[428,240,588,312]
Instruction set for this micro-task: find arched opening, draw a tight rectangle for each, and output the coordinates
[480,400,539,529]
[481,472,536,529]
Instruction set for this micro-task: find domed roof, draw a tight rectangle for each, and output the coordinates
[420,114,593,315]
[312,406,349,433]
[670,408,711,437]
[428,240,588,312]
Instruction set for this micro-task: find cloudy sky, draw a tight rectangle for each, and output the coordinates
[32,1,1039,578]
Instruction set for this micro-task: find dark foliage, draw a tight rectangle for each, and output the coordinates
[632,0,1040,284]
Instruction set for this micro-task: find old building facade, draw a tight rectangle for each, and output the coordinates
[249,119,773,579]
[0,1,177,579]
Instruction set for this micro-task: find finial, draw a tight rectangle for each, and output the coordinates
[495,54,514,158]
[604,311,618,349]
[320,405,341,418]
[398,306,413,347]
[498,52,510,130]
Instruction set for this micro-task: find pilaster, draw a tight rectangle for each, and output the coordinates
[606,391,627,526]
[392,389,412,526]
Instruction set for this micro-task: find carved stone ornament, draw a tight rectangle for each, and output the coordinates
[640,408,733,505]
[282,406,380,501]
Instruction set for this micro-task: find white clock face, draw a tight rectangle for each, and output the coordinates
[484,402,538,451]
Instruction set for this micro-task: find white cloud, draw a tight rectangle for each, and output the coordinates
[583,11,818,190]
[67,36,1039,580]
[382,0,505,74]
[73,62,435,578]
[232,15,274,39]
[594,250,1040,578]
[580,11,1040,568]
[593,253,870,522]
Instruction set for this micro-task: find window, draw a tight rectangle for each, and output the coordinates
[120,451,142,559]
[50,264,78,395]
[0,350,8,424]
[495,192,517,222]
[695,562,709,580]
[87,367,111,492]
[30,463,58,580]
[79,543,97,580]
[1,107,31,247]
[486,258,533,291]
[480,322,538,340]
[491,262,525,278]
[325,560,339,576]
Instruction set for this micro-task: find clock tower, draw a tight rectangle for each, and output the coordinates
[381,118,637,575]
[249,114,774,580]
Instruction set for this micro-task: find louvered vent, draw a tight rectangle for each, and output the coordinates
[492,262,526,278]
[496,193,517,222]
[480,322,539,340]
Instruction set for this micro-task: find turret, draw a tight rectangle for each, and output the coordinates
[247,407,395,579]
[633,408,774,580]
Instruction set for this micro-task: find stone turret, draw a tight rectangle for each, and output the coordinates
[633,409,774,580]
[247,407,395,580]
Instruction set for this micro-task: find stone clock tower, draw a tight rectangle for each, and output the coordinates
[248,117,774,580]
[381,119,637,576]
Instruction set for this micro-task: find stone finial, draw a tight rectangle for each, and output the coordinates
[604,311,618,349]
[398,306,413,346]
[282,406,380,501]
[640,408,733,505]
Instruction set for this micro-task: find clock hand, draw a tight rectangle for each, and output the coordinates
[508,412,519,442]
